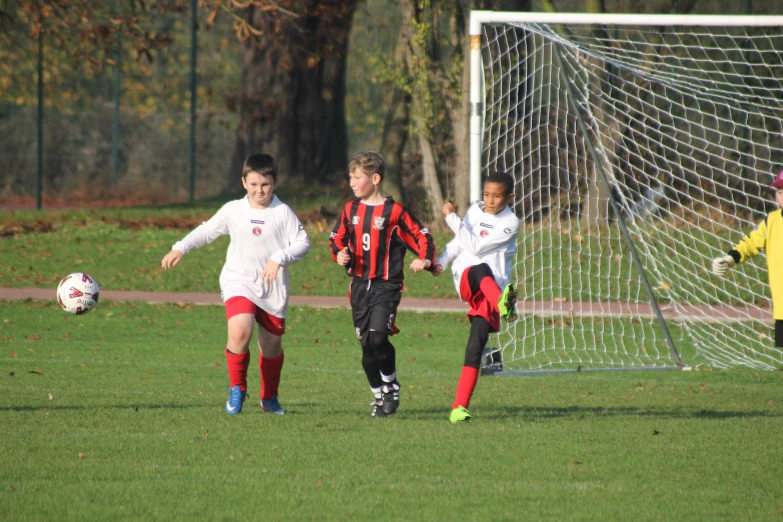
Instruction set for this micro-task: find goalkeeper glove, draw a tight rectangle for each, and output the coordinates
[711,254,735,276]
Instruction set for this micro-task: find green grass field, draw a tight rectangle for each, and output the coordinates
[0,206,456,299]
[2,203,783,520]
[1,300,782,520]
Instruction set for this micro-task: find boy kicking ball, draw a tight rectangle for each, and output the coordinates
[432,172,520,424]
[161,154,311,415]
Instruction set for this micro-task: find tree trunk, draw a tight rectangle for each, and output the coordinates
[400,0,445,221]
[418,130,445,219]
[229,1,355,192]
[451,1,471,213]
[379,30,410,205]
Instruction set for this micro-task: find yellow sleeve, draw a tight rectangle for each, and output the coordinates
[733,219,767,263]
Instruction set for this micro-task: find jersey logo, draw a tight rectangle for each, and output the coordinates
[373,216,385,230]
[252,227,262,236]
[480,222,494,228]
[352,216,360,225]
[504,227,513,234]
[251,220,265,224]
[480,229,490,237]
[420,227,429,234]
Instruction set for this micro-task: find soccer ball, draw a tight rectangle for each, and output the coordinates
[57,272,100,315]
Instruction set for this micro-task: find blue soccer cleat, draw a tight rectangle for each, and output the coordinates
[225,385,247,415]
[261,396,285,415]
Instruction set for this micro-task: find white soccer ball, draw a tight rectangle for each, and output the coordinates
[56,272,100,315]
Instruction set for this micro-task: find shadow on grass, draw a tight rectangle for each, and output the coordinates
[0,401,322,413]
[2,404,779,421]
[387,405,782,421]
[0,404,206,412]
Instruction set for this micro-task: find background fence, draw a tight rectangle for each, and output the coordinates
[0,1,391,208]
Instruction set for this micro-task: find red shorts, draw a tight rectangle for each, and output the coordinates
[225,296,285,336]
[459,270,500,333]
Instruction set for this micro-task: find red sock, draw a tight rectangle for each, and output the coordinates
[479,276,502,313]
[260,351,285,400]
[225,349,250,392]
[452,366,480,409]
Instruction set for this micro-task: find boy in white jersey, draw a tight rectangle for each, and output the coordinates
[160,154,311,415]
[432,172,520,424]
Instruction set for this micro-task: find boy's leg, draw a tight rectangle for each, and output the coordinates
[256,311,286,414]
[367,281,403,415]
[452,316,490,416]
[352,280,383,392]
[368,330,400,415]
[224,298,256,414]
[467,264,516,319]
[361,340,383,391]
[226,316,254,388]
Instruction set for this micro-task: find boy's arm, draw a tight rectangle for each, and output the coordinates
[397,209,436,269]
[270,211,311,266]
[171,205,230,255]
[328,205,353,265]
[712,218,767,275]
[732,219,767,262]
[434,237,462,269]
[445,210,519,257]
[162,206,229,270]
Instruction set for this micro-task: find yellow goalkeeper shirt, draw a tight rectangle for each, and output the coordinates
[732,209,783,320]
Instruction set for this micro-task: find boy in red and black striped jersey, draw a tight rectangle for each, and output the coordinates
[329,151,435,417]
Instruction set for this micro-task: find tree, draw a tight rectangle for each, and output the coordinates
[389,0,530,221]
[1,1,356,194]
[223,0,356,189]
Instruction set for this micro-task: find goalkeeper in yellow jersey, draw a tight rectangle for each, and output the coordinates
[712,169,783,347]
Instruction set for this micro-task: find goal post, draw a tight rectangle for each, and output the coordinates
[469,11,783,373]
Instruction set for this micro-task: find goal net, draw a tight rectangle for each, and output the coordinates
[470,12,783,373]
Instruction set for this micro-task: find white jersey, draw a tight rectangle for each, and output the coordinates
[435,202,520,297]
[172,195,311,318]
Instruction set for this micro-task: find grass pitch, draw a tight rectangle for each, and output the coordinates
[1,300,782,520]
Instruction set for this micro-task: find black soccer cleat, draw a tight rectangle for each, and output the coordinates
[380,380,400,415]
[370,398,387,418]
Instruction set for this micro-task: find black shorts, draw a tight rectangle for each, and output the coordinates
[350,279,402,342]
[775,320,783,348]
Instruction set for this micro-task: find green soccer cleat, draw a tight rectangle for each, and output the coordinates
[450,406,472,424]
[497,283,518,320]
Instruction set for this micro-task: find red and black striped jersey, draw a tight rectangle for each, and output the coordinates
[329,197,435,281]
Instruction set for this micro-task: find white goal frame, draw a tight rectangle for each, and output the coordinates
[469,11,783,373]
[469,11,783,202]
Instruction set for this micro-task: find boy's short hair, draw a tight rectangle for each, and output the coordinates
[484,171,515,196]
[243,154,278,181]
[349,151,385,181]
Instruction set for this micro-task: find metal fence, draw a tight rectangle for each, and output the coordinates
[1,3,241,208]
